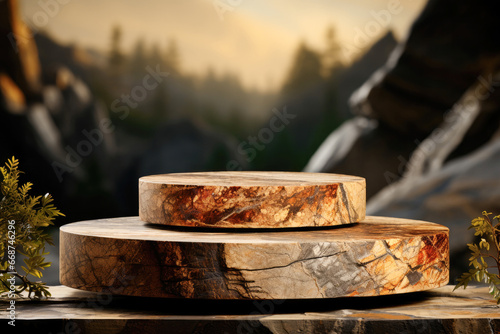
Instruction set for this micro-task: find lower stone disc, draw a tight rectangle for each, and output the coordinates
[60,216,449,299]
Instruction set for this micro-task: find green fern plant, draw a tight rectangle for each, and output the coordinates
[0,157,64,299]
[454,211,500,303]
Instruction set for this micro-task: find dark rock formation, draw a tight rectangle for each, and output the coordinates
[336,31,397,120]
[352,0,500,138]
[307,0,500,197]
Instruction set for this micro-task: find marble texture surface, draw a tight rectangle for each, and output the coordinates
[139,172,366,228]
[59,216,449,299]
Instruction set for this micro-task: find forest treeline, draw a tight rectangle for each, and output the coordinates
[89,24,356,171]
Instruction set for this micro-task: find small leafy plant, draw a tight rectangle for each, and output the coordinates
[0,157,64,299]
[454,211,500,303]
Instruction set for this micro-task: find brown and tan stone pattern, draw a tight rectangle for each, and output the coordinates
[139,172,366,228]
[60,216,449,299]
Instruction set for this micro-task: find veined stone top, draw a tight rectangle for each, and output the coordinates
[140,171,364,186]
[139,171,366,228]
[60,216,448,244]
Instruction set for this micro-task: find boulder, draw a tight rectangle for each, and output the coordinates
[336,31,397,120]
[351,0,500,138]
[306,0,500,198]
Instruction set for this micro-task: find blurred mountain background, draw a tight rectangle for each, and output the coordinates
[4,0,500,285]
[1,0,419,223]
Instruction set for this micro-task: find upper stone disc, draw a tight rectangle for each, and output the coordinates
[139,171,365,228]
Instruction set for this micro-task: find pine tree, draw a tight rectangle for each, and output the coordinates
[0,157,64,299]
[323,25,342,75]
[165,38,180,73]
[130,37,147,77]
[282,42,323,96]
[109,25,124,73]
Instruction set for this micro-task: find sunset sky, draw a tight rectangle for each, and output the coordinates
[19,0,427,91]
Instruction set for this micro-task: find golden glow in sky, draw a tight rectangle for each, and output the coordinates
[20,0,427,91]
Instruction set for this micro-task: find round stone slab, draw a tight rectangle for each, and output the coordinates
[59,216,449,299]
[139,172,366,228]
